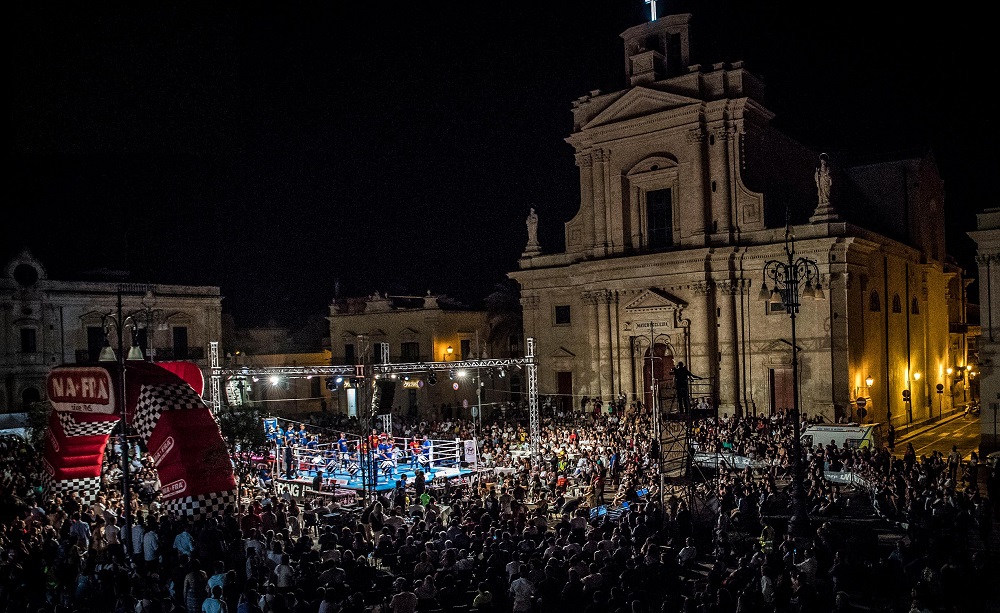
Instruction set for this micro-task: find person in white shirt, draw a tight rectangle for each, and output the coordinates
[131,521,145,566]
[142,522,160,573]
[90,495,107,521]
[794,547,818,584]
[273,553,295,594]
[677,537,698,568]
[174,524,195,559]
[508,572,535,613]
[104,515,122,563]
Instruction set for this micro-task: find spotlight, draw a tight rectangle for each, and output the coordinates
[269,375,281,386]
[457,369,468,378]
[428,371,437,385]
[335,376,343,384]
[449,369,456,380]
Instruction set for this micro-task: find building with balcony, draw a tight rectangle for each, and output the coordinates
[327,292,521,421]
[0,249,223,415]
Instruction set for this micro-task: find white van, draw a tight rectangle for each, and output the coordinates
[800,423,883,450]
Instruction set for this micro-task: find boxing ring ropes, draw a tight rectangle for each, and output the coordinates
[271,433,470,494]
[208,338,542,453]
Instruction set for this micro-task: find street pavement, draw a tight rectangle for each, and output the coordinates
[896,410,982,461]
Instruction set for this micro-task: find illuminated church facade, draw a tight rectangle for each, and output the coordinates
[509,14,970,425]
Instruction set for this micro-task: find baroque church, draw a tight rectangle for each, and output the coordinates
[510,14,969,425]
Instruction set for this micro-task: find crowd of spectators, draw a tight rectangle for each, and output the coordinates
[0,398,997,613]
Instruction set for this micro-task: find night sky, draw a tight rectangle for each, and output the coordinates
[9,2,997,327]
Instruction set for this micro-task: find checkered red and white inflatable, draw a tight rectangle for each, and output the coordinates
[44,362,236,517]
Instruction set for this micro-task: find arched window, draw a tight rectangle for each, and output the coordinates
[869,291,881,312]
[892,294,902,313]
[911,298,919,315]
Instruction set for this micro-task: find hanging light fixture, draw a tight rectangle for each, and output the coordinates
[802,281,816,300]
[127,339,144,361]
[769,288,784,307]
[99,337,116,362]
[813,282,825,300]
[757,281,771,302]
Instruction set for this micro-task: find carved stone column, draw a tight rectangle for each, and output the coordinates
[592,149,608,256]
[711,125,736,242]
[583,291,603,398]
[716,279,744,416]
[520,295,540,344]
[692,280,717,406]
[576,152,595,250]
[598,290,614,398]
[685,128,707,238]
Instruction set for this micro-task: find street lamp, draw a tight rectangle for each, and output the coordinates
[758,229,825,539]
[854,375,874,423]
[97,284,149,555]
[445,345,454,361]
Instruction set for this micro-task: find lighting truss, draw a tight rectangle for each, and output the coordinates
[209,338,541,452]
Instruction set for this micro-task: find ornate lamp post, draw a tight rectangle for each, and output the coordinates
[97,284,152,555]
[757,231,825,538]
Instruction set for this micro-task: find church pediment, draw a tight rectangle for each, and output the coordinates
[584,87,700,129]
[623,288,687,312]
[758,338,801,353]
[550,346,576,359]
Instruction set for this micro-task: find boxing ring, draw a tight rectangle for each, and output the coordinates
[271,433,475,496]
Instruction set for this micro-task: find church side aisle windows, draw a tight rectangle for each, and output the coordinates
[869,292,881,312]
[646,188,673,250]
[554,305,571,326]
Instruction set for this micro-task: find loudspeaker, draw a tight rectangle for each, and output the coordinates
[376,379,396,414]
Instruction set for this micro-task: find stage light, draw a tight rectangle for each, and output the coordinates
[269,375,281,386]
[335,376,344,384]
[457,369,468,378]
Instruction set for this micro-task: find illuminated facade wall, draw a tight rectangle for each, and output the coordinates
[510,14,964,426]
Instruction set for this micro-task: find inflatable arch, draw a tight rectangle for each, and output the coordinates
[44,361,237,518]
